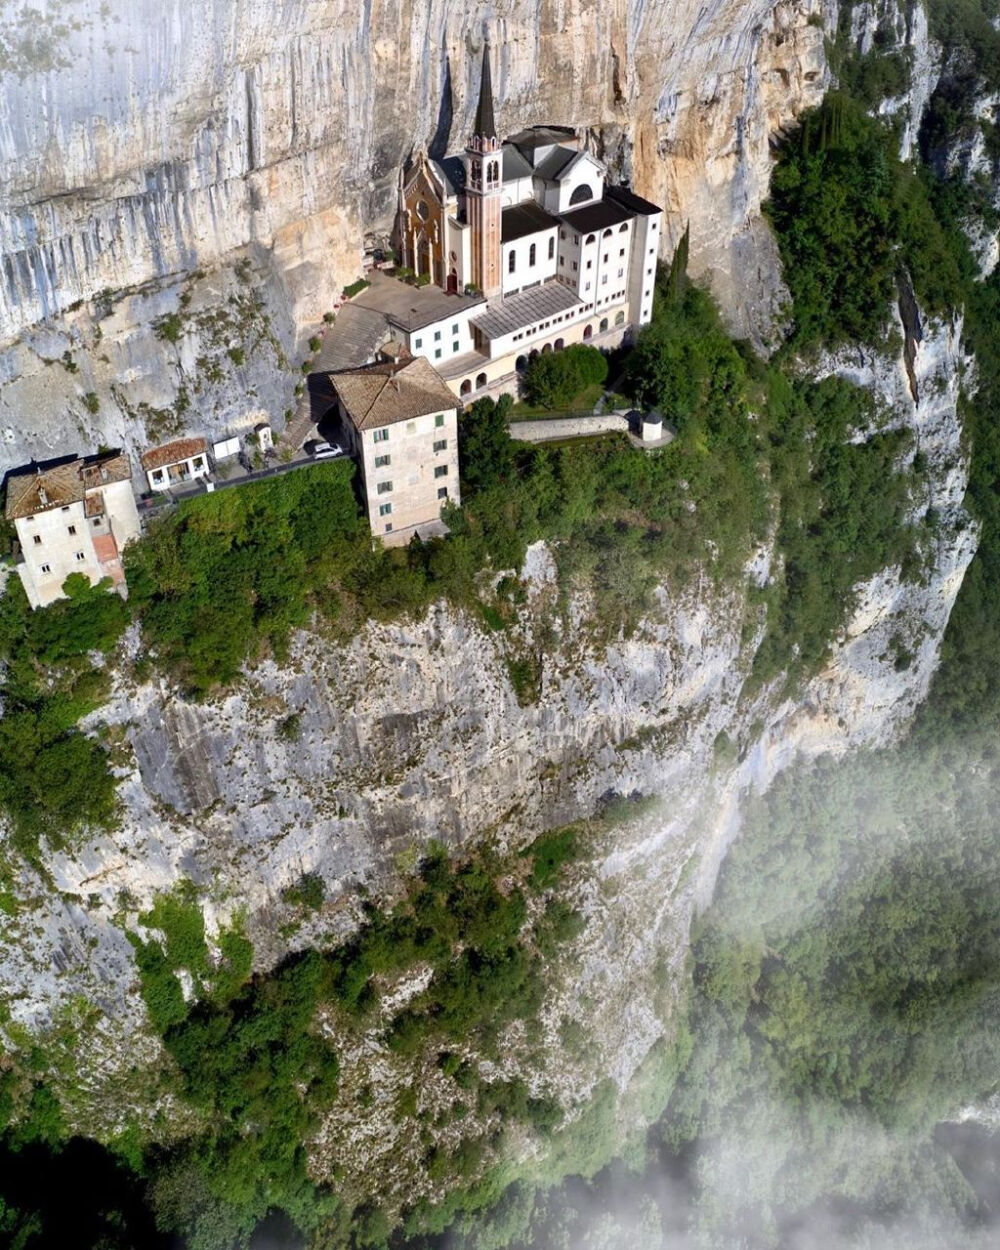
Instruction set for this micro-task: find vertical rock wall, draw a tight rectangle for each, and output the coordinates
[0,0,828,470]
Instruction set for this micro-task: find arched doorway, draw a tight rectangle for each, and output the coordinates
[599,318,609,333]
[476,372,488,389]
[447,268,458,294]
[614,311,625,327]
[460,378,472,396]
[541,343,552,354]
[583,324,593,340]
[515,355,527,373]
[554,338,564,351]
[529,349,539,362]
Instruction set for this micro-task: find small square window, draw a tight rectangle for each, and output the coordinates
[573,234,579,244]
[75,551,86,562]
[434,349,441,359]
[452,341,459,352]
[433,439,447,453]
[33,535,42,545]
[67,524,76,535]
[406,421,416,433]
[437,486,448,500]
[377,480,393,495]
[618,268,624,278]
[434,465,448,478]
[375,454,391,468]
[433,330,441,342]
[451,323,458,335]
[40,563,51,574]
[384,522,393,533]
[647,268,653,276]
[414,337,423,349]
[373,428,389,443]
[435,413,444,427]
[560,257,565,267]
[603,253,608,263]
[572,261,578,271]
[193,457,204,470]
[61,505,70,513]
[379,502,392,516]
[92,517,101,526]
[601,275,607,285]
[619,248,625,257]
[586,260,592,270]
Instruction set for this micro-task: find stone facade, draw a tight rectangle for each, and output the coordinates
[333,355,461,544]
[4,451,141,607]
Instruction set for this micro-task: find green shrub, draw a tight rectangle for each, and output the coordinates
[342,278,371,298]
[522,344,608,409]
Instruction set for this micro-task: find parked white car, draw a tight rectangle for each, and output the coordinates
[306,440,344,460]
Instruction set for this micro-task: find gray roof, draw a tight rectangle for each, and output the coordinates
[508,125,578,152]
[533,145,580,182]
[559,197,634,234]
[501,201,559,243]
[431,156,465,196]
[471,281,583,339]
[502,143,534,182]
[312,304,390,373]
[605,184,662,216]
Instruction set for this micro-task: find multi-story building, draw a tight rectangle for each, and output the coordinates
[332,355,460,545]
[391,40,663,401]
[3,450,141,608]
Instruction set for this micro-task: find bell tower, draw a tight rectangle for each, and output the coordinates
[464,39,502,300]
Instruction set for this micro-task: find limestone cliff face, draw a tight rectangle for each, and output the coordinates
[0,312,973,1184]
[0,0,827,472]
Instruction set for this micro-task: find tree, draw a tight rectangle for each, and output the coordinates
[458,395,516,494]
[522,345,608,409]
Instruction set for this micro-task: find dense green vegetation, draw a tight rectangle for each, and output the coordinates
[119,832,586,1249]
[767,92,963,347]
[0,574,126,857]
[521,344,608,409]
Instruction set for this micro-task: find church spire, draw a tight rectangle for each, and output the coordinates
[474,39,497,141]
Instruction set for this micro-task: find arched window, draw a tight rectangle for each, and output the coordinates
[583,324,593,340]
[618,222,629,232]
[547,236,555,260]
[508,251,516,274]
[541,343,552,354]
[569,184,593,205]
[554,338,565,351]
[488,160,499,185]
[585,234,596,245]
[614,311,626,326]
[599,318,609,333]
[515,355,528,373]
[529,349,539,361]
[460,379,472,396]
[529,243,536,266]
[476,372,488,389]
[602,228,612,238]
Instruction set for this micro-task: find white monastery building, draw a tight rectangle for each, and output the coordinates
[389,40,663,400]
[4,451,141,608]
[332,355,460,545]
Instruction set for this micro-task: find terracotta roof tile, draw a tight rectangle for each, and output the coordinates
[140,437,209,473]
[4,449,133,522]
[334,357,458,431]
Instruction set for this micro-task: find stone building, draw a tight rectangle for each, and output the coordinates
[390,40,663,400]
[4,451,141,608]
[332,356,460,545]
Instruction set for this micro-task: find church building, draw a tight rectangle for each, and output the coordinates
[392,41,663,400]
